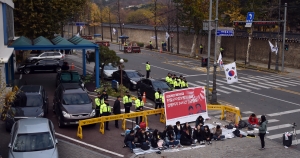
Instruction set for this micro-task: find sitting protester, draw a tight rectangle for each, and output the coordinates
[165,125,180,148]
[195,115,205,129]
[193,124,205,145]
[137,128,149,145]
[151,129,160,148]
[203,125,212,145]
[248,113,259,127]
[182,122,192,135]
[213,125,225,140]
[180,129,194,146]
[124,130,136,153]
[173,121,183,140]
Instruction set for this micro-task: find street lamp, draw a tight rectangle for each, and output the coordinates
[120,59,124,96]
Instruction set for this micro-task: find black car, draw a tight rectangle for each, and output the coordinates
[18,59,63,74]
[111,70,144,90]
[136,78,172,100]
[5,85,49,132]
[55,70,83,87]
[53,83,95,128]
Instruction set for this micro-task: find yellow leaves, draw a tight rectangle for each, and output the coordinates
[126,9,154,24]
[224,8,245,22]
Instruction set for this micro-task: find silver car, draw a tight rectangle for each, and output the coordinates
[94,63,119,79]
[8,118,59,158]
[27,52,64,63]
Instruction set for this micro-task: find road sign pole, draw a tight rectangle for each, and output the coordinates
[211,0,218,104]
[206,0,212,102]
[275,0,281,71]
[282,3,287,72]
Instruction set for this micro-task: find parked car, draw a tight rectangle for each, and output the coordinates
[53,83,95,128]
[55,70,83,87]
[5,85,48,132]
[111,70,144,90]
[8,118,59,158]
[93,63,119,79]
[18,59,63,74]
[27,51,64,63]
[136,78,172,100]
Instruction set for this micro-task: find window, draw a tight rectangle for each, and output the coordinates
[126,71,141,78]
[40,53,47,57]
[25,95,43,107]
[103,65,118,70]
[60,73,80,83]
[4,4,14,44]
[54,52,61,56]
[152,81,171,90]
[13,132,54,152]
[47,53,54,56]
[62,93,91,105]
[38,60,46,65]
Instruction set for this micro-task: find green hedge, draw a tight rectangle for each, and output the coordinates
[137,42,144,47]
[94,82,129,98]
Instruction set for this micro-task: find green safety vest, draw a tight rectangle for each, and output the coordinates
[185,82,188,88]
[146,64,151,71]
[200,45,203,49]
[220,48,224,51]
[123,95,132,104]
[177,79,181,83]
[150,41,152,44]
[95,98,101,107]
[100,103,111,114]
[173,80,178,87]
[155,92,163,100]
[169,79,174,84]
[162,96,164,103]
[165,76,170,83]
[135,99,144,109]
[181,81,186,88]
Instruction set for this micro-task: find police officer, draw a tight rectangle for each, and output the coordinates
[184,78,188,88]
[220,47,224,57]
[100,99,111,130]
[100,90,108,105]
[123,91,132,113]
[165,73,171,83]
[155,89,163,109]
[173,77,178,90]
[169,74,174,89]
[146,62,151,78]
[135,96,144,124]
[180,77,186,88]
[149,41,153,50]
[95,93,101,117]
[200,44,203,54]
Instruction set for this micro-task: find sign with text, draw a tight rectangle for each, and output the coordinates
[164,87,208,125]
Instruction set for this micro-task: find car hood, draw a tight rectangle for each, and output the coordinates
[62,104,93,114]
[103,70,117,76]
[12,106,43,117]
[129,77,142,82]
[9,147,58,158]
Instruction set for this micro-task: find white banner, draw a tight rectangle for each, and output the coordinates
[113,28,116,35]
[268,40,278,55]
[217,53,223,70]
[165,32,170,41]
[223,62,238,84]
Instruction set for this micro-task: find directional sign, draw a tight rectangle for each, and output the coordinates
[246,12,255,27]
[216,30,234,36]
[75,22,86,26]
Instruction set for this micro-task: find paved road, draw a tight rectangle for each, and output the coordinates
[87,44,300,147]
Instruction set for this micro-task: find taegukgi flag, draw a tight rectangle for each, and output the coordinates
[217,53,223,70]
[223,62,238,84]
[166,32,170,41]
[113,28,116,35]
[268,40,278,55]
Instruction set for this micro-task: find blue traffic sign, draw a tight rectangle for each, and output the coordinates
[246,12,255,23]
[217,30,234,36]
[75,22,86,26]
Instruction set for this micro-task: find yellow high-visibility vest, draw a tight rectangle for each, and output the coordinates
[100,103,111,114]
[123,95,132,103]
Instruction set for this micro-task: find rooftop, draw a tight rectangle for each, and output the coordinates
[17,118,50,133]
[20,85,41,93]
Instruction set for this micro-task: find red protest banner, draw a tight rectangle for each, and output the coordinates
[163,87,208,125]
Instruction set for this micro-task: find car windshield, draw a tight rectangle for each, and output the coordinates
[62,93,91,105]
[13,132,54,152]
[60,73,80,83]
[126,71,141,78]
[25,95,43,107]
[104,65,118,70]
[152,81,171,90]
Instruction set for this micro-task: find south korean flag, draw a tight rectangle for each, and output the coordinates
[224,62,238,84]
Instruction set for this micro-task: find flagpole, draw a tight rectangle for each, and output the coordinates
[211,0,218,104]
[206,0,212,102]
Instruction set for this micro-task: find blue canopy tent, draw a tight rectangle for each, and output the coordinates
[9,35,101,88]
[119,35,129,51]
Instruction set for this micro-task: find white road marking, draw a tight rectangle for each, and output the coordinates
[187,82,201,87]
[55,133,124,157]
[266,119,279,123]
[215,88,231,94]
[267,124,293,131]
[242,111,254,114]
[19,74,22,80]
[267,130,300,139]
[267,109,300,117]
[247,83,270,89]
[238,77,257,82]
[248,76,277,80]
[142,63,188,76]
[216,79,228,84]
[195,81,208,85]
[209,80,223,85]
[183,74,208,77]
[272,80,300,86]
[249,92,300,106]
[292,139,300,145]
[229,85,251,92]
[260,81,287,87]
[238,84,261,90]
[220,86,241,92]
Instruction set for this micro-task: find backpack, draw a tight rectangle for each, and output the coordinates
[238,120,248,129]
[141,144,150,150]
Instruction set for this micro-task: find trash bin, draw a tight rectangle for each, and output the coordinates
[201,57,208,67]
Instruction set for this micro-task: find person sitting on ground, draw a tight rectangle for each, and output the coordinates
[203,125,213,145]
[124,130,136,153]
[180,129,194,146]
[248,113,259,127]
[213,125,225,141]
[193,124,205,145]
[173,121,183,140]
[137,128,149,146]
[195,115,205,130]
[182,122,192,134]
[165,125,180,148]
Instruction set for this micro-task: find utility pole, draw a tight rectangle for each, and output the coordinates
[275,0,281,71]
[206,0,212,101]
[211,0,218,104]
[176,2,179,54]
[117,0,123,36]
[282,3,287,72]
[154,0,158,49]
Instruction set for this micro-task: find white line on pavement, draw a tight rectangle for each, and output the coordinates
[228,85,251,92]
[267,130,300,139]
[242,111,254,114]
[142,63,188,76]
[266,119,279,123]
[247,83,270,89]
[55,133,124,157]
[267,124,293,131]
[220,86,241,92]
[183,74,208,77]
[188,82,202,87]
[209,80,223,85]
[249,92,300,106]
[238,84,261,90]
[267,109,300,117]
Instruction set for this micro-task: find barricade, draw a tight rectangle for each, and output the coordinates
[77,108,165,139]
[207,104,241,124]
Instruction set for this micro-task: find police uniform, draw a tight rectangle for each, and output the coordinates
[100,100,111,130]
[95,93,101,117]
[155,90,163,109]
[100,90,108,105]
[123,91,132,113]
[146,62,151,78]
[135,97,144,124]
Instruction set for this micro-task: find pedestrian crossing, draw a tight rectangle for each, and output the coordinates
[187,74,300,96]
[208,109,300,146]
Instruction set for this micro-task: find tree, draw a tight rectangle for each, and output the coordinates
[13,0,87,39]
[126,9,154,24]
[98,46,128,81]
[89,2,101,27]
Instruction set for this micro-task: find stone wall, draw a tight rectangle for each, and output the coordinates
[65,25,300,68]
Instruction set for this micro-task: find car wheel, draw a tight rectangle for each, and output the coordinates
[58,115,64,128]
[5,121,11,132]
[24,68,31,74]
[55,67,61,73]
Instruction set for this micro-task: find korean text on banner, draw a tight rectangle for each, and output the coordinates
[163,87,208,125]
[224,62,238,84]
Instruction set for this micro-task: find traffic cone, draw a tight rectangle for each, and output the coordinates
[142,92,146,103]
[71,63,74,70]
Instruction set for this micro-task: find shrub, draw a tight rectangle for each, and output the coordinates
[94,81,130,98]
[137,42,144,47]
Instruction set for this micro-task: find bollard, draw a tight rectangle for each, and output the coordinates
[143,92,146,103]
